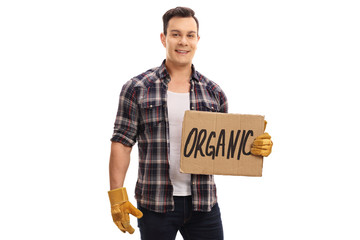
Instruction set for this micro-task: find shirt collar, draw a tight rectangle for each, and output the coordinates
[158,59,200,84]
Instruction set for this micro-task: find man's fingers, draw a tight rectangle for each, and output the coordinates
[116,220,136,234]
[128,203,143,219]
[251,147,271,157]
[122,221,135,234]
[251,134,273,157]
[115,221,126,233]
[251,132,273,157]
[125,225,135,234]
[252,139,272,146]
[256,132,271,139]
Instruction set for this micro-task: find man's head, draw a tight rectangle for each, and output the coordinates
[161,7,200,68]
[162,7,199,36]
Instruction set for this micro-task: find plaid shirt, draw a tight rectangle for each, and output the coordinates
[111,60,228,213]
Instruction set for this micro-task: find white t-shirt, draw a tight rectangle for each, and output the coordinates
[167,90,191,196]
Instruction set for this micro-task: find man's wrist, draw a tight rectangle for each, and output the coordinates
[108,187,129,205]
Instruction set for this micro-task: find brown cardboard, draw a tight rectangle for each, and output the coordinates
[180,110,264,176]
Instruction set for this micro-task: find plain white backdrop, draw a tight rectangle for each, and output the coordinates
[1,0,359,239]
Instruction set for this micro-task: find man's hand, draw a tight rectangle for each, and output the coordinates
[251,120,273,157]
[108,187,143,234]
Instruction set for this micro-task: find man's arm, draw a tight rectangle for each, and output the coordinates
[109,141,132,190]
[108,79,142,234]
[108,142,142,234]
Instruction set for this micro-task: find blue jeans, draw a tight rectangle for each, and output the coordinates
[137,196,224,240]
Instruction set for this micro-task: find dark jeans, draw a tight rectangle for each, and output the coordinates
[137,196,224,240]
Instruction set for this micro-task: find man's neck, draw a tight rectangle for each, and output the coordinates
[165,60,192,83]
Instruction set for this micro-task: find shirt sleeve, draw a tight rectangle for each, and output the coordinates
[110,79,138,146]
[218,87,228,114]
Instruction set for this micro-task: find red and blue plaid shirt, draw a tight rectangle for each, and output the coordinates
[111,60,228,213]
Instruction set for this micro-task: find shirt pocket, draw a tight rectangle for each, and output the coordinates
[196,99,220,112]
[139,100,165,133]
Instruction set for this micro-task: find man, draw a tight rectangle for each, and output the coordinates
[108,7,272,240]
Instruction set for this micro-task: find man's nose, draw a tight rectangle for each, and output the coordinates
[179,36,188,45]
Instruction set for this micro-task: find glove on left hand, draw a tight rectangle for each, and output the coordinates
[250,120,273,157]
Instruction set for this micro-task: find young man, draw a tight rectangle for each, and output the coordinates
[108,7,272,240]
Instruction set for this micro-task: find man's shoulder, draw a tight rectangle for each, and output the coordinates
[195,70,224,94]
[132,66,161,86]
[122,65,161,90]
[133,66,160,81]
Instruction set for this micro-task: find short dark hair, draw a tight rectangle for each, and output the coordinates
[162,7,199,36]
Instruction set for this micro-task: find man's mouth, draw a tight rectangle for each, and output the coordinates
[175,50,189,54]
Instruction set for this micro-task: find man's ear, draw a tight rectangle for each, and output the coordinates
[160,33,166,47]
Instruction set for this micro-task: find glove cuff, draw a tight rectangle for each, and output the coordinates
[108,187,129,205]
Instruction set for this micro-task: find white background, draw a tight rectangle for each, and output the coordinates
[1,0,359,239]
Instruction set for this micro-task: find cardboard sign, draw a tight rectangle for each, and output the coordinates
[180,111,265,176]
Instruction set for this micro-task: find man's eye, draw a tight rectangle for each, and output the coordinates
[172,34,179,37]
[188,35,195,38]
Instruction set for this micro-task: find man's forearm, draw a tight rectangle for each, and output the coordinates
[109,142,132,190]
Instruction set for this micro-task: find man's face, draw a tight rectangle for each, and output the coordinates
[161,17,200,68]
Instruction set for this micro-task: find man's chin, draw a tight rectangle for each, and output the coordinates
[167,59,192,68]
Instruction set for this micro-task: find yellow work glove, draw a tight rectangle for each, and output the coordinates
[108,187,143,234]
[251,120,273,157]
